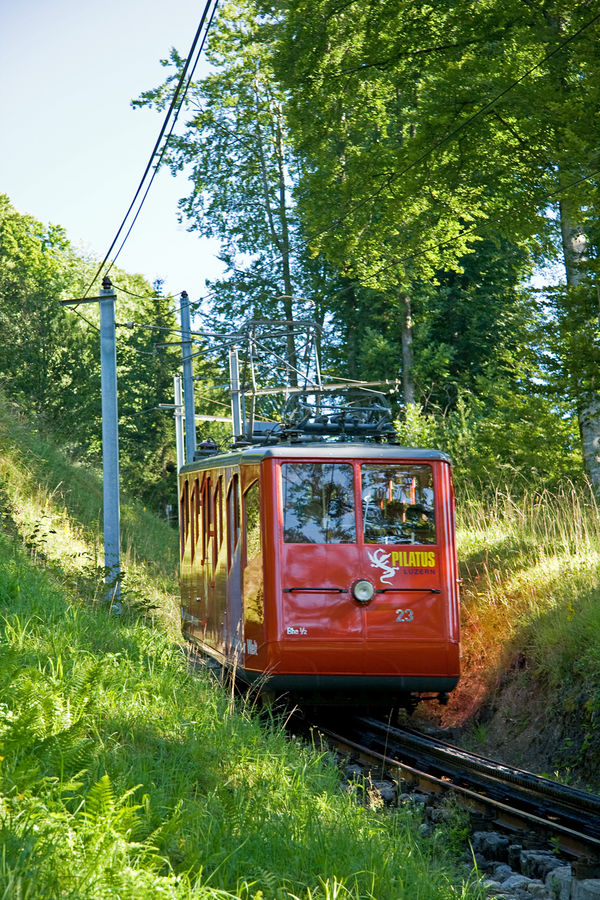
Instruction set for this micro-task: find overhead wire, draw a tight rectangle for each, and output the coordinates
[112,283,173,301]
[67,305,101,334]
[80,0,220,301]
[105,0,220,276]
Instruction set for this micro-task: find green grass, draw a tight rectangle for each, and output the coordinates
[457,480,600,681]
[455,479,600,780]
[0,533,484,899]
[0,397,179,629]
[0,400,484,899]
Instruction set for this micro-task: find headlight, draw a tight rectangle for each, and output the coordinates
[352,579,375,603]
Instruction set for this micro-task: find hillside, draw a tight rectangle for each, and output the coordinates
[425,484,600,791]
[3,390,599,794]
[0,398,485,899]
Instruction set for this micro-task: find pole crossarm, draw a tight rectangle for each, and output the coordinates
[241,379,398,397]
[60,296,106,306]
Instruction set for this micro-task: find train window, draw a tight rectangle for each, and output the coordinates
[202,476,211,563]
[180,479,189,558]
[191,478,200,562]
[243,481,261,566]
[282,463,356,543]
[227,474,240,569]
[214,477,223,548]
[361,464,436,545]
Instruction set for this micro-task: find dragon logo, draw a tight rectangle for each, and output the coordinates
[367,548,399,585]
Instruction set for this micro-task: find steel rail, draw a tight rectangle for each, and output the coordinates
[316,719,600,860]
[357,717,600,814]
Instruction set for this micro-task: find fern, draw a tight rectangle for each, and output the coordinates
[80,774,116,824]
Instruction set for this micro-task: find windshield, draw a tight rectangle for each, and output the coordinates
[361,464,436,544]
[282,462,356,543]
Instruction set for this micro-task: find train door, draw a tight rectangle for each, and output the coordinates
[226,472,243,657]
[213,475,228,649]
[279,460,363,673]
[241,472,264,666]
[359,461,456,675]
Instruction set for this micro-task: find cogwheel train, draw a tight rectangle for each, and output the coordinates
[178,432,460,710]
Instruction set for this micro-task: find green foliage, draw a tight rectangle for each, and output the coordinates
[456,479,600,782]
[0,194,96,421]
[261,0,600,480]
[0,195,181,511]
[0,534,482,899]
[133,0,320,343]
[394,391,580,491]
[0,397,483,897]
[0,389,179,615]
[129,0,600,490]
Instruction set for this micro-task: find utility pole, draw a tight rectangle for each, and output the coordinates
[157,375,185,469]
[61,276,121,604]
[99,276,121,603]
[179,291,197,463]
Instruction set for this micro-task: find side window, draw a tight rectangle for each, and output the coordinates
[214,476,223,550]
[190,479,198,562]
[227,474,240,569]
[243,481,261,567]
[180,479,189,558]
[282,462,356,544]
[210,477,218,574]
[194,477,201,551]
[201,476,212,564]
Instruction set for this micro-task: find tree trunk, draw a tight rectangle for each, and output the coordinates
[253,85,298,386]
[400,293,415,406]
[275,104,298,386]
[559,195,600,489]
[341,281,359,380]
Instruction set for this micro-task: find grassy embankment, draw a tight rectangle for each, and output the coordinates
[449,482,600,785]
[0,400,483,899]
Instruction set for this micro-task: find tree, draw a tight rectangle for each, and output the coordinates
[264,0,600,480]
[0,194,97,422]
[0,195,182,511]
[134,0,327,385]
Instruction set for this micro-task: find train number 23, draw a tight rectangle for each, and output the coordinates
[395,608,414,623]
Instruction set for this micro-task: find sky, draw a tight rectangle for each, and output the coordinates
[0,0,224,303]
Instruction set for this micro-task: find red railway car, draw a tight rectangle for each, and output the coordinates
[179,442,460,708]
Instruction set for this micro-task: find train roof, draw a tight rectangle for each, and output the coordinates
[179,443,452,474]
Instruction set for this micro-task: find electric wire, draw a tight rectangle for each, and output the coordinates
[68,305,101,334]
[80,0,219,301]
[112,282,220,319]
[105,0,220,276]
[112,283,173,301]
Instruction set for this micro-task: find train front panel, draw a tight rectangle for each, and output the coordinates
[260,448,460,697]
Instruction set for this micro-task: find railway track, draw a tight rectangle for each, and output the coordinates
[313,715,600,861]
